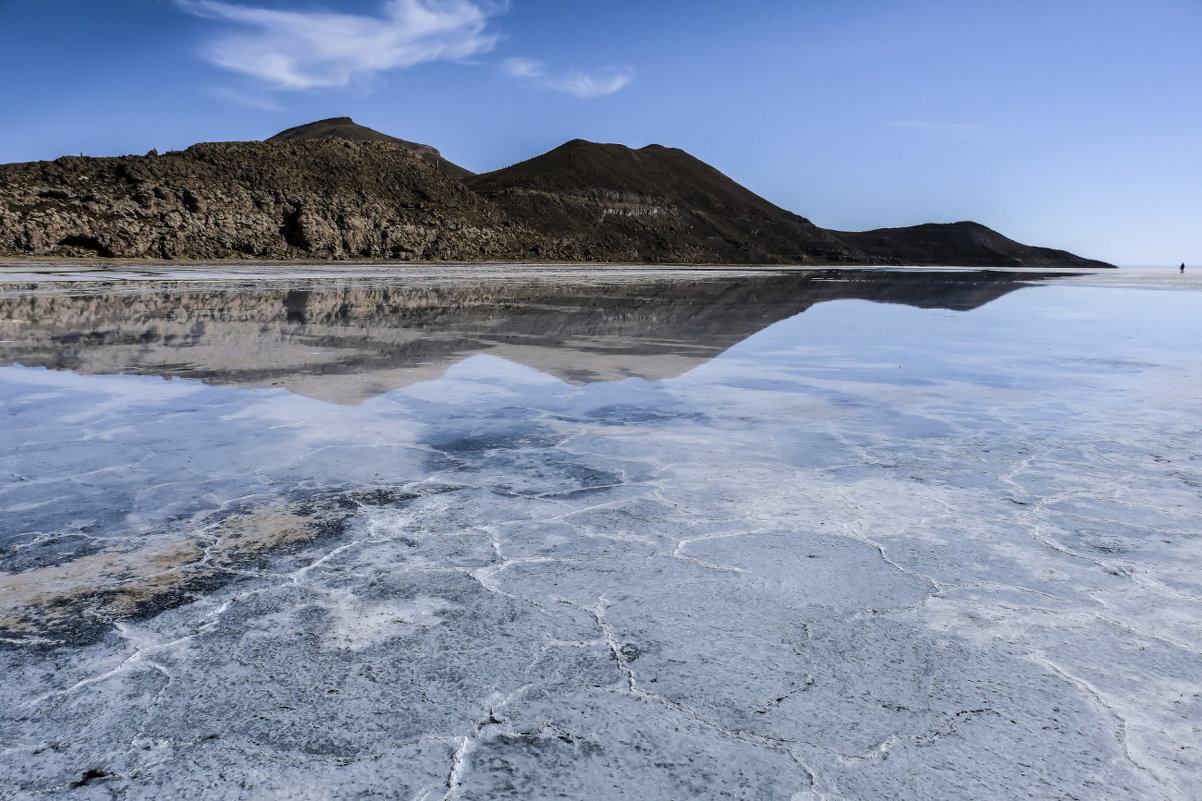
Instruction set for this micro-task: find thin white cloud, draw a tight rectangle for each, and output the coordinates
[205,84,282,110]
[547,69,634,99]
[502,57,633,99]
[179,0,500,90]
[501,57,544,79]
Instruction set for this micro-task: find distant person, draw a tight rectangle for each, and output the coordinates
[1182,263,1186,273]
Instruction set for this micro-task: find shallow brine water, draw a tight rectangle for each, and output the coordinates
[0,265,1199,800]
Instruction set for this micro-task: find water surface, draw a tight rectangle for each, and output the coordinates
[1,266,1199,800]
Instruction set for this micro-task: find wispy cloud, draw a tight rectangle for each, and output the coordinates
[502,57,633,99]
[179,0,501,90]
[204,84,282,110]
[501,57,544,79]
[547,69,634,100]
[891,120,986,132]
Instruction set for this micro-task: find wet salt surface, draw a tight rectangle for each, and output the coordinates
[0,267,1200,800]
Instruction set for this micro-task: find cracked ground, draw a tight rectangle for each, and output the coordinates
[1,270,1200,800]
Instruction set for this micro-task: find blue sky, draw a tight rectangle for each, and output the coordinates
[1,0,1198,265]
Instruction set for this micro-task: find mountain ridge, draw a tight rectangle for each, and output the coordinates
[0,118,1114,267]
[469,138,861,264]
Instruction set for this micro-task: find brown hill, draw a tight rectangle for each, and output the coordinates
[266,116,473,180]
[0,119,1114,266]
[468,139,853,264]
[0,140,540,259]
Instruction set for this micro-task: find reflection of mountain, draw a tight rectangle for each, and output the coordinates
[0,270,1063,404]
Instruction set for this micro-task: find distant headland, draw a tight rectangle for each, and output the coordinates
[0,117,1113,268]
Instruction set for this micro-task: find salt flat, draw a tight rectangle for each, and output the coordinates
[0,267,1198,800]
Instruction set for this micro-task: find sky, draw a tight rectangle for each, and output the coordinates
[1,0,1199,266]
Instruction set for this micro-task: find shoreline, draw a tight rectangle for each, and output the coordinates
[0,259,1110,285]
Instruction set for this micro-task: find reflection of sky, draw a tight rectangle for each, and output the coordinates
[5,278,1201,799]
[2,283,1200,549]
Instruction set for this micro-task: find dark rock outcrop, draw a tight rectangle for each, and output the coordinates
[0,120,1114,267]
[467,139,853,264]
[836,221,1112,269]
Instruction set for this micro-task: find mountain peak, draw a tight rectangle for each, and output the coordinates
[267,117,399,145]
[266,117,473,179]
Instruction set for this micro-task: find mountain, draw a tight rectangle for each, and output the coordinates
[266,116,473,180]
[470,140,1111,268]
[0,139,545,260]
[467,139,852,264]
[0,119,1114,267]
[837,221,1113,269]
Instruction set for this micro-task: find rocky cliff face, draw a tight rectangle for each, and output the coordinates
[0,120,1114,267]
[0,140,546,260]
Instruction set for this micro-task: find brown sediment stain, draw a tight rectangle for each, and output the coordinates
[0,507,326,641]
